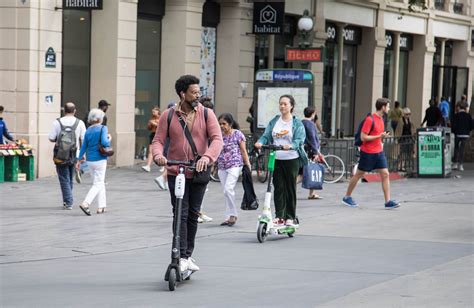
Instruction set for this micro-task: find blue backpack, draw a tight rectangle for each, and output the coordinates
[354,113,374,147]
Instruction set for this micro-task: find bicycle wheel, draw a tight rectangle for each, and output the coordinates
[256,153,268,183]
[210,164,220,182]
[323,154,345,183]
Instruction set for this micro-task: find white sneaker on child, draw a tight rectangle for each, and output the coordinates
[154,176,166,190]
[179,258,188,272]
[200,213,213,222]
[141,165,151,172]
[187,258,200,271]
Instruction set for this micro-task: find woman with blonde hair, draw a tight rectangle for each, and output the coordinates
[76,108,111,215]
[395,107,415,171]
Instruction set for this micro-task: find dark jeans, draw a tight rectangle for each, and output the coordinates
[273,158,300,220]
[454,137,469,164]
[168,175,207,258]
[56,164,75,206]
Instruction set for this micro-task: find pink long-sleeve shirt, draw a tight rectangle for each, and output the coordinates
[151,103,223,178]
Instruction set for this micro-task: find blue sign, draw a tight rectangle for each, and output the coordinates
[255,70,313,82]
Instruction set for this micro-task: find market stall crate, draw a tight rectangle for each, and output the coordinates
[4,155,19,182]
[0,156,4,183]
[19,156,35,181]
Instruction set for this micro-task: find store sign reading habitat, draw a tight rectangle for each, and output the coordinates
[253,2,284,34]
[63,0,103,9]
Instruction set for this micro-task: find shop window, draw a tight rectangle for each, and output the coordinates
[62,10,91,121]
[135,17,161,156]
[383,49,408,105]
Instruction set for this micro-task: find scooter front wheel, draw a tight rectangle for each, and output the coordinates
[168,268,177,291]
[257,222,268,243]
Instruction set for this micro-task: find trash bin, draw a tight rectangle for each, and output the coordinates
[417,127,451,178]
[4,155,19,182]
[19,155,35,181]
[0,156,4,183]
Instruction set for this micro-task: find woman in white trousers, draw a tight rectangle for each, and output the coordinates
[217,113,251,226]
[76,108,111,215]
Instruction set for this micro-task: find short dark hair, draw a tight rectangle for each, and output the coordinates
[64,102,76,114]
[0,106,4,113]
[279,94,295,113]
[175,75,200,97]
[304,106,315,118]
[394,101,400,108]
[218,113,240,130]
[375,98,390,111]
[199,96,214,109]
[98,100,110,108]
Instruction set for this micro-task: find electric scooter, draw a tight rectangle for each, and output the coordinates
[256,144,300,243]
[164,160,197,291]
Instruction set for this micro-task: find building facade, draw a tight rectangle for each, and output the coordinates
[1,0,473,177]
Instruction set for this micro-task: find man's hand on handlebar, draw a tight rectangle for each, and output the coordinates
[254,142,262,150]
[196,156,210,172]
[154,155,167,166]
[282,144,291,150]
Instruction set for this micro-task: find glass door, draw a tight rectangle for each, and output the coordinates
[135,17,161,156]
[62,10,91,121]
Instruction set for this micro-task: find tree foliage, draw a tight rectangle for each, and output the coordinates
[408,0,428,12]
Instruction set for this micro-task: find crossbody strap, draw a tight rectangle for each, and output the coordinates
[99,125,105,147]
[177,116,199,158]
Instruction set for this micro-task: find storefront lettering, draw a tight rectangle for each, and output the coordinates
[326,25,360,44]
[254,24,281,34]
[386,33,410,49]
[63,0,102,9]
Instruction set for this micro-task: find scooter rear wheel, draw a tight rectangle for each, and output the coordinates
[168,268,177,291]
[257,222,267,243]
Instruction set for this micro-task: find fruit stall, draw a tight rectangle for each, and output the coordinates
[0,140,34,182]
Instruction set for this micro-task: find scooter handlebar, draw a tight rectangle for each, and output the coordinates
[167,160,195,167]
[261,144,285,151]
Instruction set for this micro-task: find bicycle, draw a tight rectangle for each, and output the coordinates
[316,152,345,184]
[248,147,268,183]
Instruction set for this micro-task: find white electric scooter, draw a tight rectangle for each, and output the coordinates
[256,145,299,243]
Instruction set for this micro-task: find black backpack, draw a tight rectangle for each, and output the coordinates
[53,118,79,165]
[354,113,374,147]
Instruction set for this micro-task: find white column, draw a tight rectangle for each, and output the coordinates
[391,31,401,102]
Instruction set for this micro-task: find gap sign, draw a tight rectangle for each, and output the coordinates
[285,48,323,62]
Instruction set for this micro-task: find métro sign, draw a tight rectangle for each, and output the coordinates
[285,48,323,62]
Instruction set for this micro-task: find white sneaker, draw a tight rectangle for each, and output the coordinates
[179,258,188,272]
[141,165,151,172]
[197,217,204,223]
[154,176,166,190]
[200,213,213,222]
[187,258,200,271]
[459,164,464,171]
[158,166,165,173]
[452,163,458,170]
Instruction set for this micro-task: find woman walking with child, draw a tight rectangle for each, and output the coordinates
[217,113,251,226]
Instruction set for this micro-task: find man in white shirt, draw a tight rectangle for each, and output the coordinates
[48,102,86,210]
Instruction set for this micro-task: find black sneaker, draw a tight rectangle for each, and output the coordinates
[385,200,400,209]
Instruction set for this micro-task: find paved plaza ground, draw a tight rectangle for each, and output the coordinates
[1,163,473,307]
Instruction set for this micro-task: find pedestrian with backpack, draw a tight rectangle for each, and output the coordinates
[48,102,86,210]
[342,98,400,209]
[75,108,112,215]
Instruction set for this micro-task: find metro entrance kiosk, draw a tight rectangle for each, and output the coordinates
[417,127,452,178]
[254,69,313,132]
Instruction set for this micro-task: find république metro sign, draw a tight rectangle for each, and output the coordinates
[285,48,323,62]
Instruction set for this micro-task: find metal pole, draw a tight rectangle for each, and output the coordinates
[268,35,275,69]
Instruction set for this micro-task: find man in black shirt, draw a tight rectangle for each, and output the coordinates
[421,99,442,127]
